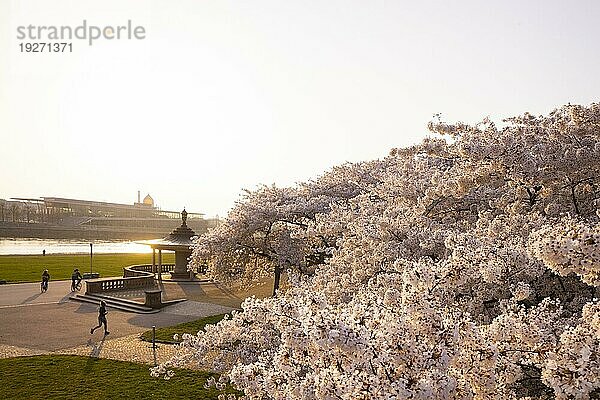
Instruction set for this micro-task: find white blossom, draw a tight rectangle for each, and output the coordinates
[156,103,600,399]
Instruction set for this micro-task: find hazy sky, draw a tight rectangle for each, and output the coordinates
[1,0,599,217]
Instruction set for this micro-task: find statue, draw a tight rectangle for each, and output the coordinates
[181,208,188,225]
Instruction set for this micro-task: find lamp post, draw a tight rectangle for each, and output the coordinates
[90,243,93,275]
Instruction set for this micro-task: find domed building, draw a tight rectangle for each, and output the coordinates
[6,192,214,240]
[142,194,154,207]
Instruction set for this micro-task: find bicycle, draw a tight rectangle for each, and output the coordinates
[41,280,48,293]
[71,279,82,292]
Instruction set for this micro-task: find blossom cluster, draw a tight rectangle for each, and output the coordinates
[155,103,600,399]
[531,219,600,286]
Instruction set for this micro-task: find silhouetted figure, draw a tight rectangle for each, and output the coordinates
[90,301,109,335]
[71,268,83,291]
[42,249,46,256]
[41,269,50,292]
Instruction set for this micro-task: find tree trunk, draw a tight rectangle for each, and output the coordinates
[272,264,281,297]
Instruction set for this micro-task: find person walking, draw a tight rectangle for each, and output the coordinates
[71,268,83,291]
[41,269,50,292]
[90,300,109,335]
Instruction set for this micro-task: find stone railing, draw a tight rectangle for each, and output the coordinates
[123,263,174,278]
[85,275,156,294]
[85,264,174,294]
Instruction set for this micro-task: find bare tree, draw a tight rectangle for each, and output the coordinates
[10,203,21,222]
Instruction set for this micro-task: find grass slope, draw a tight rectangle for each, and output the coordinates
[0,355,238,400]
[141,313,229,344]
[0,253,175,283]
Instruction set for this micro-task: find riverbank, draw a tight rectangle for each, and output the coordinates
[0,238,153,256]
[0,253,176,283]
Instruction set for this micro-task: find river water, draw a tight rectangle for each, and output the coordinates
[0,238,152,255]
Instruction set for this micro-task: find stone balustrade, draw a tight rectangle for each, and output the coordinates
[122,263,175,278]
[85,264,174,294]
[85,275,157,294]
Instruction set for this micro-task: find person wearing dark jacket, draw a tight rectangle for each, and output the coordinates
[41,269,50,292]
[90,301,109,335]
[71,268,83,291]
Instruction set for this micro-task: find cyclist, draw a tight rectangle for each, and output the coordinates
[71,268,83,291]
[41,269,50,292]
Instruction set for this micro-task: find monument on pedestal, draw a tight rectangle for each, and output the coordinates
[143,209,197,281]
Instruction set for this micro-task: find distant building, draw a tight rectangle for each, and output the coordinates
[0,194,215,239]
[143,194,154,206]
[134,191,155,208]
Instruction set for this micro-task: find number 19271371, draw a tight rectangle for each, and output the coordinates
[19,42,72,52]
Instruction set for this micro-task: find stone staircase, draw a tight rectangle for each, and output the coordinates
[70,293,161,314]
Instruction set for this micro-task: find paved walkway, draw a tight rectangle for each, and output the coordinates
[0,280,75,307]
[0,333,185,366]
[0,279,272,364]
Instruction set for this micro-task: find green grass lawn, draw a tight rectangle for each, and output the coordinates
[141,313,229,344]
[0,355,239,400]
[0,253,175,283]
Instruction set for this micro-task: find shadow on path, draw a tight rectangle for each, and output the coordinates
[84,335,106,372]
[209,282,242,302]
[59,292,73,303]
[160,281,243,308]
[88,335,107,358]
[73,302,98,315]
[20,292,43,304]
